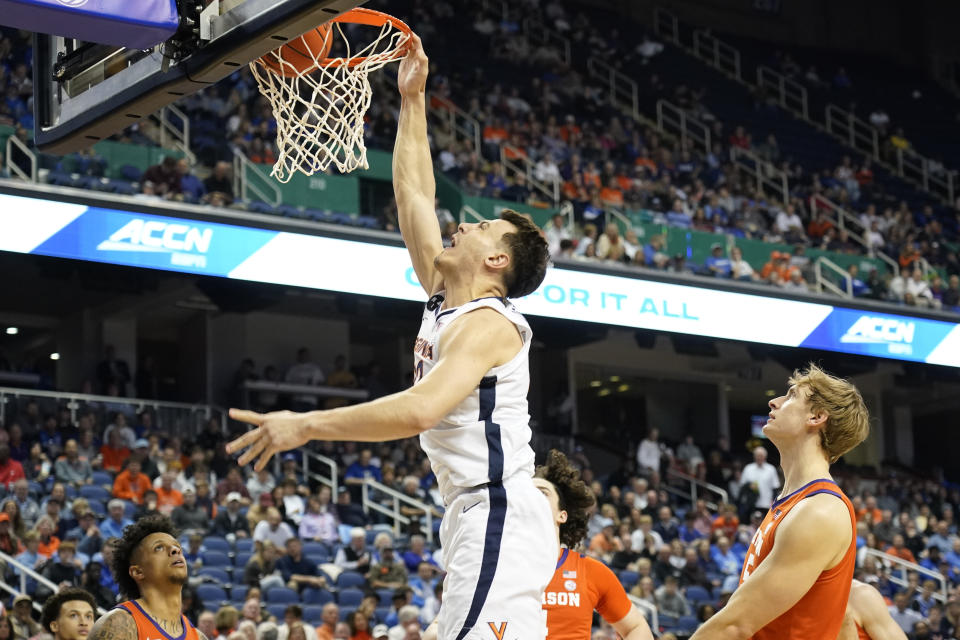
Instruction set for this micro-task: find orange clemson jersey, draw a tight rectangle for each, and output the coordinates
[543,549,632,640]
[117,601,201,640]
[739,479,857,640]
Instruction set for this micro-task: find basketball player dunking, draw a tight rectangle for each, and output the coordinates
[689,364,869,640]
[227,35,557,640]
[838,580,908,640]
[88,515,204,640]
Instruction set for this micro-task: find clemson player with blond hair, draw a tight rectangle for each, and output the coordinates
[690,364,869,640]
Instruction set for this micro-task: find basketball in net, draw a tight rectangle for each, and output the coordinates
[251,8,412,182]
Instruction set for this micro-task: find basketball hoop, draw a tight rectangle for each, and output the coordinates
[251,8,413,182]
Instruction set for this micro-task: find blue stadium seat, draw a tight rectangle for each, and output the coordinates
[87,500,106,517]
[202,551,231,567]
[203,537,231,553]
[686,585,712,605]
[235,539,254,553]
[234,552,252,569]
[197,568,231,585]
[63,485,77,500]
[92,471,113,487]
[337,571,366,589]
[658,614,678,630]
[302,605,325,625]
[674,615,699,632]
[619,570,639,588]
[119,165,142,182]
[28,481,43,496]
[337,589,364,608]
[79,485,110,502]
[266,604,287,620]
[373,607,390,624]
[196,585,228,604]
[376,589,393,607]
[124,502,137,520]
[230,585,248,602]
[266,587,299,604]
[302,542,328,557]
[302,588,334,605]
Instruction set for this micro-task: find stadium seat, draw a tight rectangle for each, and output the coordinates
[63,485,77,500]
[337,589,364,608]
[79,485,110,502]
[234,552,252,569]
[373,607,390,624]
[266,587,299,604]
[87,500,106,517]
[302,605,325,625]
[124,502,137,520]
[337,571,366,589]
[266,604,287,620]
[235,539,254,553]
[618,570,639,588]
[302,588,334,605]
[302,541,328,557]
[91,471,113,487]
[28,481,43,496]
[674,616,700,632]
[196,585,228,604]
[230,585,248,602]
[685,585,712,605]
[203,537,231,553]
[202,551,231,567]
[376,589,393,607]
[658,614,678,630]
[197,568,231,585]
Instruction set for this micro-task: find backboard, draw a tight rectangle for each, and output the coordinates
[31,0,365,154]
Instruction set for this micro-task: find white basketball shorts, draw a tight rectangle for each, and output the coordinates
[436,472,558,640]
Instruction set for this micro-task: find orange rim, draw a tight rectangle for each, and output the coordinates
[258,8,413,70]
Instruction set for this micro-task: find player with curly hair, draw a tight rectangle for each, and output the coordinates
[41,587,97,640]
[534,449,654,640]
[88,515,206,640]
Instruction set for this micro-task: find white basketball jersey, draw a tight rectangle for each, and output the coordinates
[414,293,536,503]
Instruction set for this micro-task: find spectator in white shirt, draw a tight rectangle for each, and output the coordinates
[889,268,910,301]
[253,507,296,549]
[888,591,923,633]
[543,213,571,258]
[730,247,758,281]
[740,446,780,510]
[534,154,561,184]
[906,269,935,307]
[774,203,804,238]
[636,428,663,476]
[865,221,885,251]
[285,347,325,411]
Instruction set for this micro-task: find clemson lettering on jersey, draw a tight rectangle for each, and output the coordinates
[542,591,582,607]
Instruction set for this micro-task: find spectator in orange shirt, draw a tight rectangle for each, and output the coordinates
[155,470,184,516]
[885,534,916,563]
[599,178,625,209]
[35,514,61,559]
[807,212,834,241]
[99,430,130,474]
[589,517,617,556]
[112,459,152,504]
[482,119,508,145]
[712,503,740,539]
[856,496,883,526]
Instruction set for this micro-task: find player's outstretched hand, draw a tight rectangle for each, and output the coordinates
[397,34,428,98]
[226,409,310,471]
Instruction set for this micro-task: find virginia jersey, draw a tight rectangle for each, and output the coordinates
[739,478,856,640]
[415,293,536,503]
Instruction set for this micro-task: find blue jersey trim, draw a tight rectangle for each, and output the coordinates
[454,482,507,640]
[121,601,190,640]
[772,478,838,508]
[556,548,570,570]
[479,376,503,483]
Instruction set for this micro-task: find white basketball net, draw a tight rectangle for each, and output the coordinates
[250,19,410,182]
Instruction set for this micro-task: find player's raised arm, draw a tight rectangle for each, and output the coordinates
[394,34,444,296]
[227,308,520,469]
[688,494,851,640]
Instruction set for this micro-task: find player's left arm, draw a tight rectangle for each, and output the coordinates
[612,607,655,640]
[227,309,520,470]
[688,494,852,640]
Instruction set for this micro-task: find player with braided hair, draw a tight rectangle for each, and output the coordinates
[533,450,654,640]
[88,515,206,640]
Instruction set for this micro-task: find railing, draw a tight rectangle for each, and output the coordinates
[757,66,808,121]
[606,207,634,236]
[896,147,957,205]
[814,256,853,297]
[6,134,37,182]
[629,594,659,632]
[559,200,576,234]
[863,548,948,604]
[459,204,485,224]
[0,386,226,439]
[807,195,899,274]
[729,146,788,203]
[587,57,640,121]
[692,30,741,82]
[233,148,281,206]
[652,7,679,46]
[361,477,437,545]
[240,380,369,408]
[824,104,879,161]
[153,104,196,165]
[522,17,571,65]
[0,550,109,616]
[665,468,728,511]
[500,145,560,206]
[656,99,711,155]
[426,92,481,159]
[303,450,338,498]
